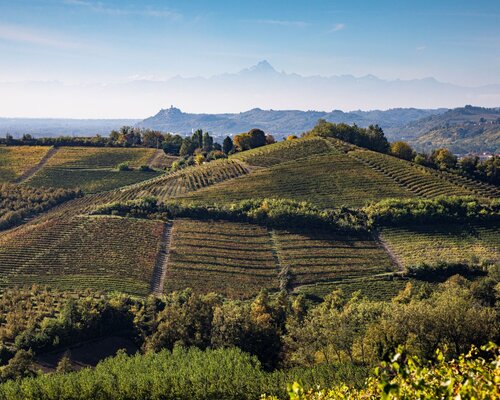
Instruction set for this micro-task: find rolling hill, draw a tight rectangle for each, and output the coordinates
[137,106,445,140]
[405,105,500,153]
[0,136,497,301]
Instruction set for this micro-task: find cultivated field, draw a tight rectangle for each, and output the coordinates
[0,215,164,295]
[294,277,414,301]
[184,151,415,208]
[274,229,395,287]
[165,219,279,298]
[0,146,50,183]
[117,159,250,202]
[350,148,499,199]
[231,137,330,167]
[381,222,500,268]
[0,138,497,302]
[24,147,160,193]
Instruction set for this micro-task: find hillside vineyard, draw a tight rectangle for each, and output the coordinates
[0,137,497,300]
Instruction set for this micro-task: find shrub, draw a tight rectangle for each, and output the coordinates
[407,262,487,281]
[117,162,131,171]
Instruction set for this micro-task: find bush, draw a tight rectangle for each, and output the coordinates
[139,165,152,172]
[407,262,487,281]
[117,163,131,171]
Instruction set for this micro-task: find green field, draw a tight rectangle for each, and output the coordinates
[0,215,164,295]
[294,277,414,301]
[381,222,500,268]
[0,146,50,183]
[114,159,250,202]
[0,138,497,301]
[231,137,330,167]
[25,147,160,193]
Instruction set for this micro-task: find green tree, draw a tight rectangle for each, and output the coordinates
[56,352,73,373]
[202,132,214,152]
[191,129,203,149]
[390,141,414,161]
[432,148,457,170]
[1,349,35,381]
[222,136,234,154]
[179,138,195,157]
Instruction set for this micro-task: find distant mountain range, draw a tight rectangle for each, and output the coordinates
[1,60,500,119]
[2,105,499,154]
[137,106,446,139]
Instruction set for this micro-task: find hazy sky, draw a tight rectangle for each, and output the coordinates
[0,0,499,117]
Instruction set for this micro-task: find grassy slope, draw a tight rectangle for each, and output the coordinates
[0,146,50,183]
[24,147,160,193]
[182,137,497,208]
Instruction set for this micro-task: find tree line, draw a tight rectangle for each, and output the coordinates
[92,196,499,233]
[0,275,497,398]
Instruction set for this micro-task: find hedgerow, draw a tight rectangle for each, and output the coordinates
[364,196,500,227]
[91,197,367,233]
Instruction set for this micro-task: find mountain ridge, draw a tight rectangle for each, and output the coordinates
[2,61,500,119]
[137,106,447,139]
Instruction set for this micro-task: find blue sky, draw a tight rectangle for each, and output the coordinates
[1,0,499,86]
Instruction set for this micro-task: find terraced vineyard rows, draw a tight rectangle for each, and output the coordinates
[117,159,250,202]
[0,215,164,296]
[24,147,160,193]
[185,152,415,208]
[165,219,280,298]
[381,222,500,268]
[273,229,396,287]
[231,137,330,167]
[0,146,51,183]
[349,149,499,198]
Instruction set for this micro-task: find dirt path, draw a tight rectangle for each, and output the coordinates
[150,223,173,295]
[147,149,164,168]
[269,230,290,291]
[14,146,58,183]
[374,230,404,272]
